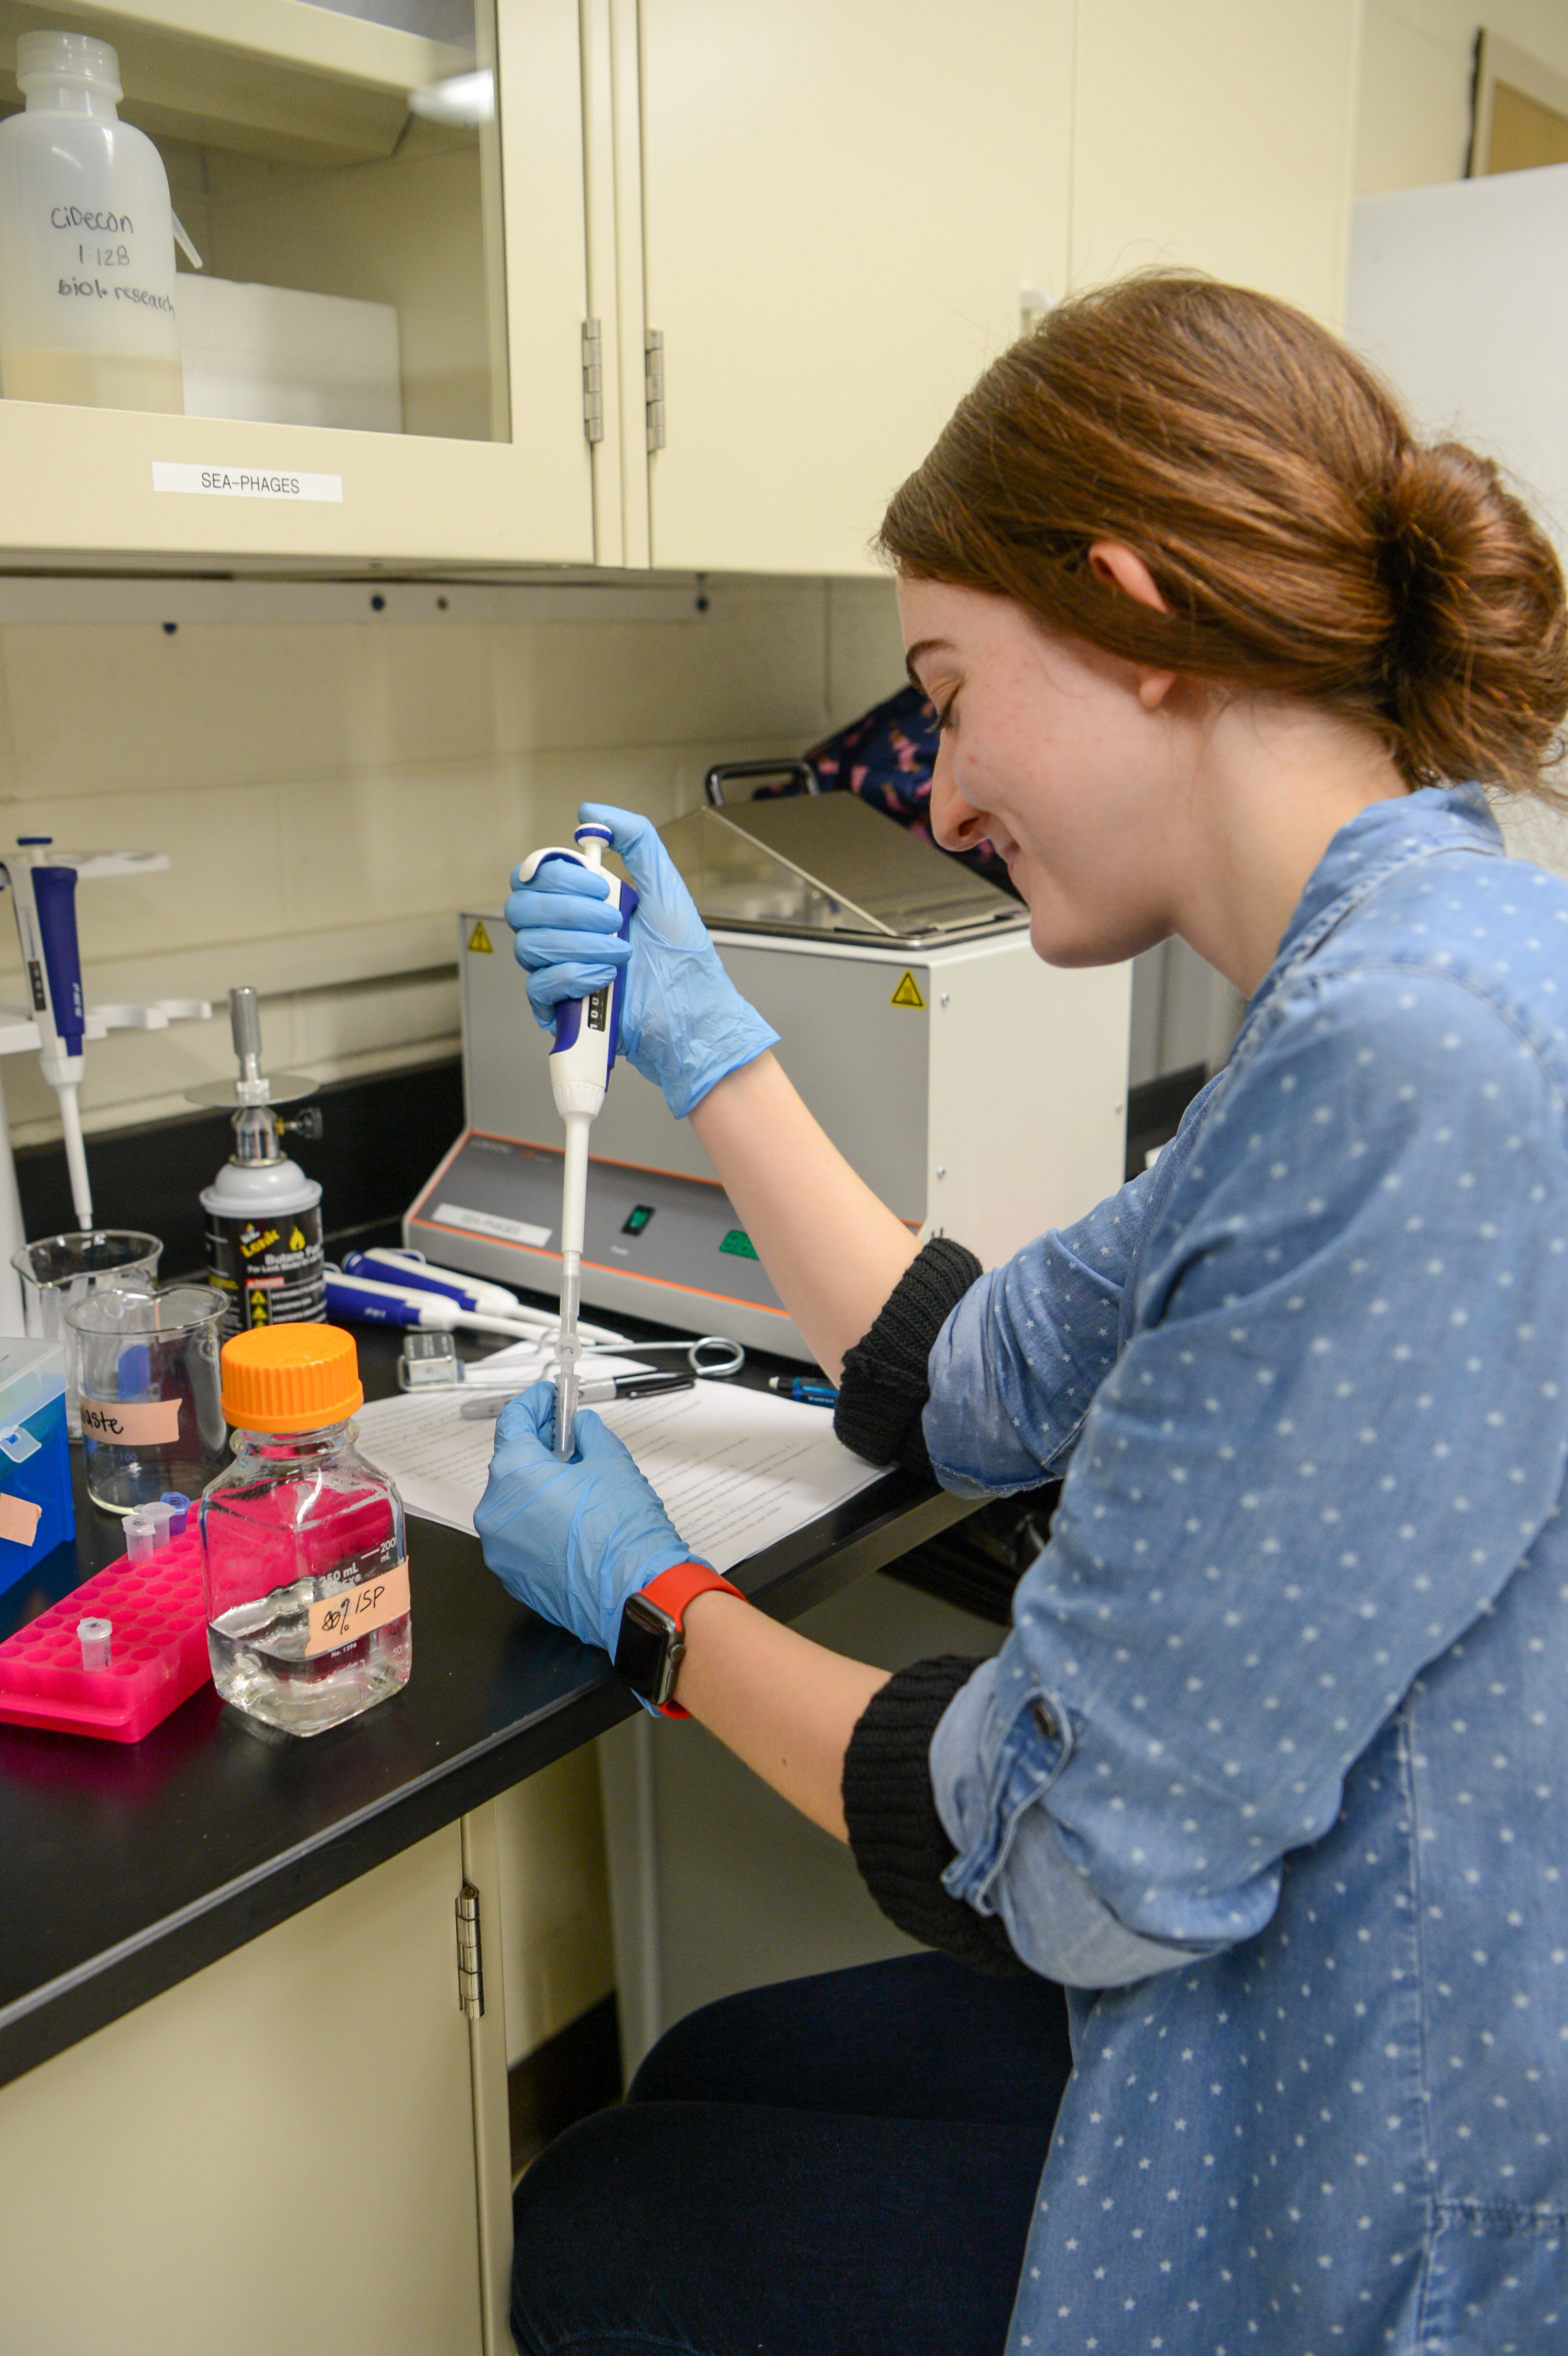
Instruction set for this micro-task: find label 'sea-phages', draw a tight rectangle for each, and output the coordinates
[152,462,343,502]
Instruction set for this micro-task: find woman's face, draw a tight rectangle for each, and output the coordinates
[899,575,1185,968]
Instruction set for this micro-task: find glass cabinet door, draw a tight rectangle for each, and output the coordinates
[0,0,596,565]
[0,0,508,440]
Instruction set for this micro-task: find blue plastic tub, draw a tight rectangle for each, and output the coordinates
[0,1339,75,1593]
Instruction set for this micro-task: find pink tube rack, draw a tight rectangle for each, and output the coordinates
[0,1527,208,1743]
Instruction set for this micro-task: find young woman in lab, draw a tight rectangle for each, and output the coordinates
[481,275,1568,2355]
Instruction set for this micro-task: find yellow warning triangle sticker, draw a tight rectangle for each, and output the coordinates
[890,970,926,1010]
[468,919,494,954]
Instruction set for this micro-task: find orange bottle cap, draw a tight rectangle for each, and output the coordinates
[220,1323,364,1434]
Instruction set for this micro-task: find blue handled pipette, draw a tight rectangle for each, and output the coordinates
[3,839,91,1228]
[511,823,638,1459]
[326,1265,627,1347]
[343,1246,525,1320]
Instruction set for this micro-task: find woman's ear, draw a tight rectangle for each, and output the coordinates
[1089,540,1177,710]
[1088,541,1168,612]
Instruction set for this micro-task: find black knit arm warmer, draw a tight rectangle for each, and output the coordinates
[833,1235,983,1476]
[842,1655,1026,1977]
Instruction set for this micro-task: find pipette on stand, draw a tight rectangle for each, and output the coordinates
[2,841,92,1228]
[511,823,638,1459]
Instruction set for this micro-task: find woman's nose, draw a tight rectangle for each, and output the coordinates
[929,748,990,852]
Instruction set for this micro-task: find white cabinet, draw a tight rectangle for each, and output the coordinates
[0,0,1362,573]
[609,0,1361,576]
[0,0,595,567]
[633,0,1075,577]
[1071,0,1360,327]
[0,1815,515,2356]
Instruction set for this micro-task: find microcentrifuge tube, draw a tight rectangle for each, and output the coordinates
[142,1500,175,1550]
[77,1617,112,1672]
[124,1510,156,1566]
[160,1491,189,1537]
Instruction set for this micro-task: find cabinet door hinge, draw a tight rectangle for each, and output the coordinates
[581,319,605,445]
[645,328,666,452]
[456,1881,484,2019]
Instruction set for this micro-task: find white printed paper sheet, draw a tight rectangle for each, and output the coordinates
[353,1380,884,1574]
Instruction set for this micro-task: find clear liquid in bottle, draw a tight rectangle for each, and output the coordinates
[202,1326,409,1739]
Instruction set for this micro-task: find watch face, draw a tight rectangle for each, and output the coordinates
[614,1592,678,1702]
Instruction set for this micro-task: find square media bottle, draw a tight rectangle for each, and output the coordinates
[201,1325,410,1737]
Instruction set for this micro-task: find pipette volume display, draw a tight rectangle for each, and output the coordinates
[510,825,638,1459]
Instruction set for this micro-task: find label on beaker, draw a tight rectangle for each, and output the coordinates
[305,1558,411,1658]
[205,1204,326,1339]
[79,1396,182,1445]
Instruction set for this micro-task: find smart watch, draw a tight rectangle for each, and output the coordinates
[613,1561,745,1716]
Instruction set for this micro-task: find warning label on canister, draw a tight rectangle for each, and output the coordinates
[206,1203,327,1338]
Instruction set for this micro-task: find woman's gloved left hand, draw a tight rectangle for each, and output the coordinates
[474,1381,702,1658]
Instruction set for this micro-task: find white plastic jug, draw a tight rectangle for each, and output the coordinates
[0,30,183,412]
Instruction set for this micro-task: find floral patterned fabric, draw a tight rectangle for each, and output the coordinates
[755,684,1016,895]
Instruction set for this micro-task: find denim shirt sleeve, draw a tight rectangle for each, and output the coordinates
[921,1164,1165,1497]
[927,963,1568,1982]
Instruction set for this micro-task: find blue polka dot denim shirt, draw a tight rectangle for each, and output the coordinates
[925,786,1567,2353]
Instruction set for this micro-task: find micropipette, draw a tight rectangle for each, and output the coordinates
[325,1267,561,1342]
[342,1247,538,1322]
[0,840,92,1228]
[511,823,638,1460]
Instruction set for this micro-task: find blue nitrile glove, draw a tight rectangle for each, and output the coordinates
[473,1381,704,1679]
[502,802,779,1119]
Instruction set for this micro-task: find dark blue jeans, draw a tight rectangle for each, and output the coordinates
[510,1951,1074,2356]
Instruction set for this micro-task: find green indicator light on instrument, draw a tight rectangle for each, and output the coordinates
[622,1205,654,1236]
[719,1228,758,1260]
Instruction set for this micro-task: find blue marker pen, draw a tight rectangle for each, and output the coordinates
[768,1375,838,1407]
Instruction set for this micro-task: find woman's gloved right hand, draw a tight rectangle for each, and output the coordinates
[503,801,779,1120]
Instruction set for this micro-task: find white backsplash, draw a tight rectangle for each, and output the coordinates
[0,574,906,1147]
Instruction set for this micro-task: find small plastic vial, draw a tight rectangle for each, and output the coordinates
[200,1326,409,1738]
[77,1615,111,1672]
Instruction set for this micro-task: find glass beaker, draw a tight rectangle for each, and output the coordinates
[66,1285,227,1514]
[13,1231,163,1435]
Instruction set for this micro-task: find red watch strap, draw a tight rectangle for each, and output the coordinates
[640,1563,744,1716]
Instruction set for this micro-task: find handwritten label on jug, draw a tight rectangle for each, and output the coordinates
[305,1559,411,1658]
[78,1396,182,1446]
[151,462,343,503]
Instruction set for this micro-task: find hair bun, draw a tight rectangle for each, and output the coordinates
[1374,439,1568,787]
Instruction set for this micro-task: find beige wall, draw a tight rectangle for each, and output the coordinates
[0,575,906,1153]
[1357,1,1568,193]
